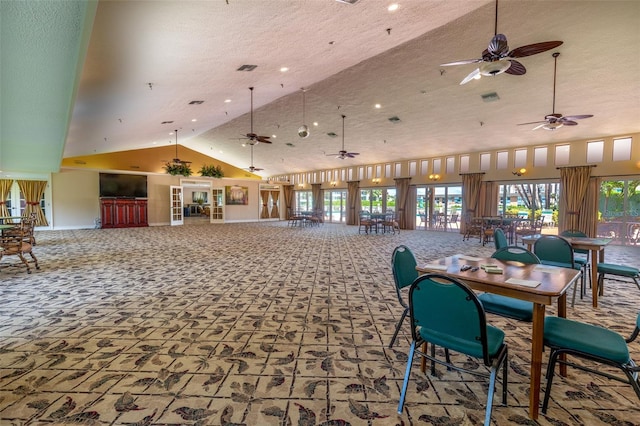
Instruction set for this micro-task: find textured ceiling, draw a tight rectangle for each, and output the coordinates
[3,1,640,178]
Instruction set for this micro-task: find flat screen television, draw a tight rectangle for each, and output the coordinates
[99,173,148,198]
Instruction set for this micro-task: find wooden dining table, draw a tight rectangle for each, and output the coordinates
[417,254,581,420]
[521,234,613,308]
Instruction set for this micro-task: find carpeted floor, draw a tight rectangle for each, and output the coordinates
[0,222,639,425]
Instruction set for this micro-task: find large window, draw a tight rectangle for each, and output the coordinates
[598,178,640,244]
[323,190,347,223]
[294,190,312,212]
[497,182,559,227]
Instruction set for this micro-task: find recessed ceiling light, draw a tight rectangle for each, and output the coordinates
[375,104,381,109]
[224,99,231,103]
[313,122,319,126]
[272,135,277,138]
[388,3,399,12]
[280,67,289,72]
[191,118,197,122]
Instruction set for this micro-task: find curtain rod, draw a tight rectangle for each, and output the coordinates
[556,165,597,170]
[458,172,486,176]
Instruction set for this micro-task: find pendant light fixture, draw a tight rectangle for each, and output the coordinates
[298,88,309,138]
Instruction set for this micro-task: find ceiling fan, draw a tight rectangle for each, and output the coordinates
[244,144,263,172]
[168,129,191,165]
[327,115,359,160]
[440,0,563,85]
[518,52,593,130]
[243,87,271,145]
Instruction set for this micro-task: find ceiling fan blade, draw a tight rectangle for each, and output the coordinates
[504,59,526,75]
[440,58,482,67]
[460,68,481,85]
[347,153,359,157]
[488,34,509,56]
[532,123,548,130]
[256,136,272,144]
[508,40,563,58]
[517,120,547,126]
[560,120,578,126]
[561,114,593,121]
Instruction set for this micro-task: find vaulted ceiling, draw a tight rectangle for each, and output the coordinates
[2,1,639,178]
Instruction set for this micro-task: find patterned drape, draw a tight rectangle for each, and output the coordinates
[394,177,411,229]
[404,185,417,230]
[283,185,294,219]
[17,180,49,226]
[311,184,322,214]
[0,179,13,218]
[461,173,484,234]
[346,181,360,225]
[260,189,270,219]
[270,190,280,218]
[558,166,593,232]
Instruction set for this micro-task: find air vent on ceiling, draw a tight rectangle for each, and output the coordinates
[74,160,86,165]
[161,120,174,124]
[286,143,295,147]
[335,0,360,4]
[237,64,258,72]
[388,116,401,123]
[327,132,338,138]
[189,100,204,105]
[481,92,500,103]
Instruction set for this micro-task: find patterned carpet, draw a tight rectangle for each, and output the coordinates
[1,222,639,425]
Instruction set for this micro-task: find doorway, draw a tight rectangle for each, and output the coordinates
[323,190,347,223]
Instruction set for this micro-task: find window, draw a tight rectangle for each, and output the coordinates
[613,137,632,161]
[587,140,604,163]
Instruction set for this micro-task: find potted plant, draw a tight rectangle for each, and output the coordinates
[199,164,224,178]
[164,163,192,176]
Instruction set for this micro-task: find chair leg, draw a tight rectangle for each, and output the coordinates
[542,348,560,414]
[388,308,408,348]
[397,341,417,414]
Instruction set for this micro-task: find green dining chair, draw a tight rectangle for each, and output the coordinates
[560,229,590,297]
[542,311,640,414]
[533,235,583,307]
[493,227,508,250]
[397,274,509,426]
[477,246,541,322]
[389,245,417,348]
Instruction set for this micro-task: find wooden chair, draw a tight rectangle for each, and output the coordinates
[0,234,39,274]
[358,211,372,234]
[4,214,36,246]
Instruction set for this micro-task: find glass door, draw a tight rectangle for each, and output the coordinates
[323,190,347,223]
[170,185,183,226]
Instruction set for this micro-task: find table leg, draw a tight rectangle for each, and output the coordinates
[557,293,567,377]
[591,248,600,308]
[529,303,546,420]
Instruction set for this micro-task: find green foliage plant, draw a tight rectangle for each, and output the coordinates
[199,164,224,178]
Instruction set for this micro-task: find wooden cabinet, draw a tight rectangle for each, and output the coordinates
[100,198,148,228]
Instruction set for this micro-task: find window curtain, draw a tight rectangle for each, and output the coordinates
[17,180,48,226]
[346,181,360,225]
[479,181,499,217]
[311,183,322,214]
[0,179,13,218]
[404,185,417,230]
[461,173,484,234]
[558,166,593,232]
[283,185,294,219]
[270,190,280,218]
[394,177,411,229]
[579,177,599,237]
[260,189,270,219]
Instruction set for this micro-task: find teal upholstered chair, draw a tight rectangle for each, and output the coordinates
[596,263,640,298]
[560,229,590,297]
[477,246,540,322]
[389,245,417,348]
[542,311,640,414]
[493,227,508,250]
[533,235,583,307]
[397,274,509,426]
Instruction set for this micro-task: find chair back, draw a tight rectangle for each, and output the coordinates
[492,246,541,264]
[560,229,589,254]
[493,228,508,250]
[409,273,492,364]
[391,245,418,291]
[533,235,575,268]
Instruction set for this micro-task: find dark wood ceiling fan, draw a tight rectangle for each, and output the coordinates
[441,0,563,85]
[244,144,263,172]
[169,129,191,165]
[326,115,359,160]
[518,52,593,130]
[242,87,272,145]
